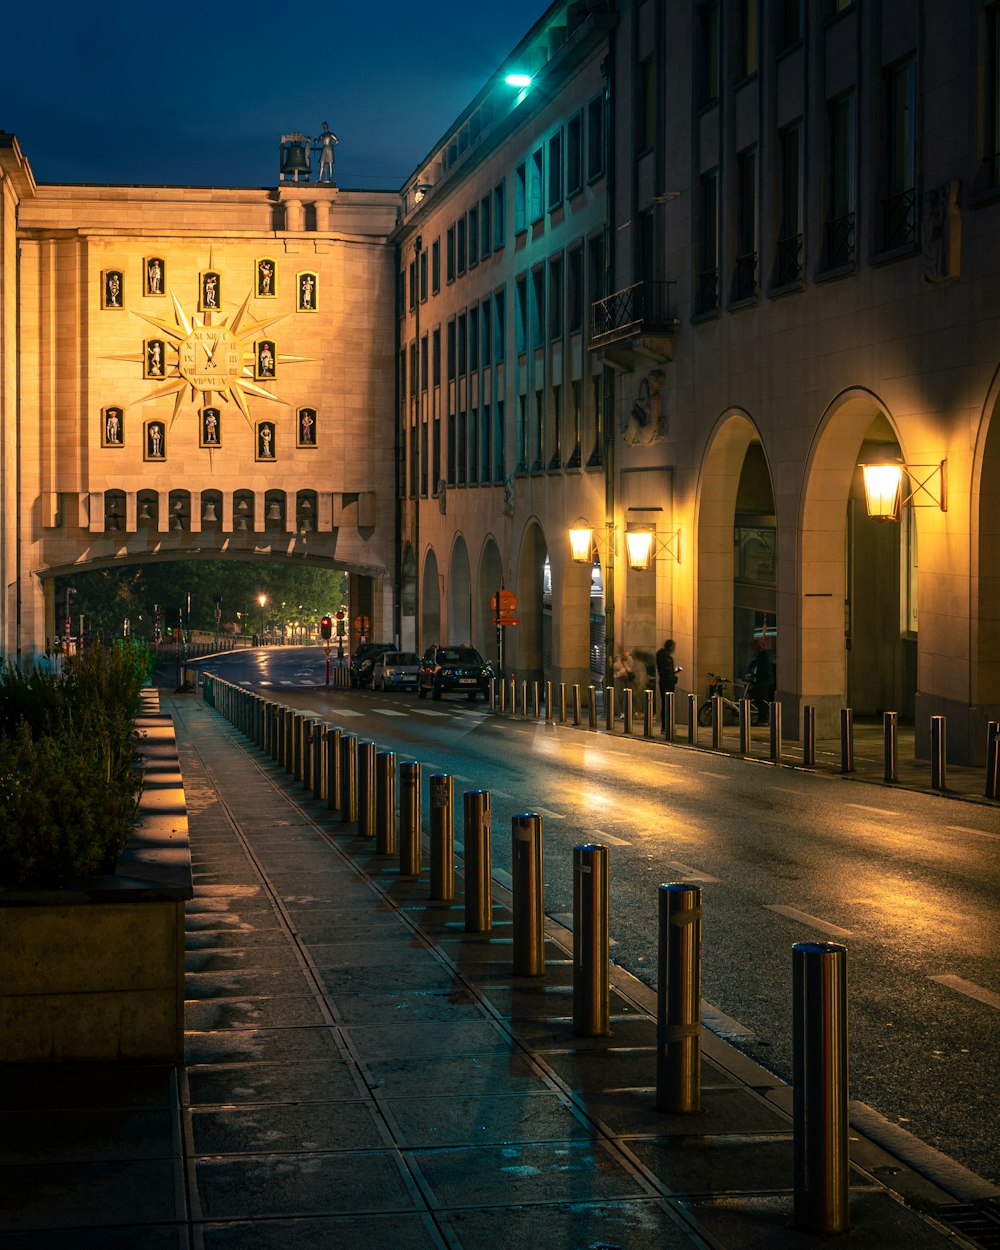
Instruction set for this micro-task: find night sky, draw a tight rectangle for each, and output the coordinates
[2,0,549,189]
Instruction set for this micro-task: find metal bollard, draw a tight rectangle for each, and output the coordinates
[883,711,898,783]
[313,724,326,800]
[687,693,697,743]
[573,844,610,1037]
[711,694,723,749]
[545,680,553,721]
[931,715,947,791]
[803,705,816,768]
[840,708,854,773]
[739,699,752,755]
[498,676,506,712]
[340,734,358,824]
[511,813,545,977]
[357,741,377,838]
[275,706,286,767]
[285,711,297,774]
[521,679,528,717]
[643,688,654,738]
[987,722,999,800]
[656,882,702,1114]
[326,726,342,811]
[398,761,422,876]
[490,677,497,711]
[429,774,454,901]
[769,701,783,763]
[588,685,597,730]
[463,790,492,933]
[792,941,850,1234]
[623,687,633,734]
[301,718,315,790]
[559,682,567,724]
[532,680,540,719]
[509,675,516,715]
[663,690,675,741]
[605,684,615,732]
[375,750,397,855]
[572,683,582,726]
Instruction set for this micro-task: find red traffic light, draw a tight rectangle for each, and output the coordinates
[320,615,333,640]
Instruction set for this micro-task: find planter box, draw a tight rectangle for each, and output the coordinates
[0,699,192,1062]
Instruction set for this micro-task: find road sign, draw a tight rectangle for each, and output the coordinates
[354,615,371,632]
[491,589,518,614]
[497,615,519,627]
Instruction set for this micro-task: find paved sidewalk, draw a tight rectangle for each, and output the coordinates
[0,690,995,1248]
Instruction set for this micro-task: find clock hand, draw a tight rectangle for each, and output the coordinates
[203,339,219,369]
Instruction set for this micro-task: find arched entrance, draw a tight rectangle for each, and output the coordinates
[448,535,472,643]
[421,548,441,645]
[515,520,548,681]
[400,544,417,651]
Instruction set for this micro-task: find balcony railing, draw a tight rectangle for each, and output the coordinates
[824,212,855,269]
[696,267,719,315]
[591,280,677,346]
[733,251,757,301]
[882,187,916,250]
[774,232,803,286]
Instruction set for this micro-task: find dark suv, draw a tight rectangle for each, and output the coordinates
[418,645,492,701]
[349,642,395,689]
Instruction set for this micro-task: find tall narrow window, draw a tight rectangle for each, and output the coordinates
[566,111,583,195]
[530,147,544,222]
[777,0,803,52]
[775,123,803,285]
[446,226,456,282]
[408,261,416,311]
[445,321,454,383]
[548,384,562,470]
[494,288,506,361]
[469,400,478,485]
[517,394,528,472]
[589,373,604,467]
[986,6,1000,188]
[566,379,582,468]
[468,206,478,268]
[531,266,544,348]
[549,256,563,340]
[532,389,544,471]
[480,195,492,259]
[515,162,527,233]
[431,238,440,293]
[419,250,428,302]
[493,180,506,249]
[826,91,856,267]
[697,168,719,313]
[548,131,563,209]
[515,275,527,355]
[884,57,917,250]
[433,328,441,388]
[637,56,656,150]
[495,399,506,481]
[568,246,584,333]
[738,0,758,79]
[587,95,605,180]
[698,0,720,107]
[457,314,467,376]
[469,306,479,372]
[482,402,492,482]
[734,146,757,300]
[456,217,467,276]
[481,296,492,367]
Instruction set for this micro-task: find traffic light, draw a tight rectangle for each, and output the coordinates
[320,614,333,640]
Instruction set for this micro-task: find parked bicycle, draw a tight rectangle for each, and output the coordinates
[697,672,763,727]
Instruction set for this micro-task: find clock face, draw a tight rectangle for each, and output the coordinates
[177,326,245,391]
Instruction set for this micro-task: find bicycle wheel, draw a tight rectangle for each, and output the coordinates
[697,700,713,727]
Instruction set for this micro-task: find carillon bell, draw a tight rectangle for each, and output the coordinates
[280,137,311,180]
[202,499,218,522]
[266,500,283,522]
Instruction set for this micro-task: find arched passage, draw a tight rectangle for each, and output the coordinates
[400,544,417,651]
[448,535,472,642]
[477,537,503,669]
[696,412,776,703]
[515,520,548,680]
[421,548,441,645]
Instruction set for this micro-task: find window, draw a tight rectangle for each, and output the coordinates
[495,399,506,480]
[697,168,719,314]
[494,288,506,361]
[587,95,605,180]
[468,206,478,268]
[446,321,456,382]
[481,402,491,482]
[515,275,527,354]
[530,147,544,221]
[432,328,441,387]
[548,384,562,470]
[493,180,506,248]
[589,373,604,467]
[480,194,492,258]
[408,261,416,311]
[458,313,467,375]
[549,256,563,339]
[398,268,406,317]
[420,419,428,496]
[775,122,803,285]
[531,267,544,348]
[419,249,428,303]
[567,111,583,195]
[568,246,584,333]
[457,408,467,484]
[698,0,720,108]
[566,379,582,468]
[468,401,478,484]
[457,217,467,276]
[883,57,917,250]
[517,394,528,472]
[409,341,417,395]
[637,56,656,151]
[826,0,853,17]
[738,0,758,80]
[531,390,543,471]
[420,335,428,392]
[446,226,456,282]
[986,6,1000,187]
[515,162,527,233]
[469,306,479,372]
[826,91,856,268]
[431,238,441,294]
[481,296,492,366]
[588,233,606,323]
[776,0,803,52]
[734,146,757,300]
[447,404,456,486]
[548,131,563,208]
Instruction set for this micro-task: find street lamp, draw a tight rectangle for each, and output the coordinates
[569,517,680,570]
[859,460,947,522]
[257,594,267,645]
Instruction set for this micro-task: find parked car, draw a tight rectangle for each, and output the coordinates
[418,645,492,701]
[372,650,421,692]
[349,642,395,689]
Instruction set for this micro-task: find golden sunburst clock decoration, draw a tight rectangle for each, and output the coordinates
[114,289,312,427]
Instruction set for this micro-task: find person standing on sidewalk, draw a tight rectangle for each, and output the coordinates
[612,644,635,719]
[655,637,678,732]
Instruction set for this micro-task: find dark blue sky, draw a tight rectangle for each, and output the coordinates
[3,0,549,189]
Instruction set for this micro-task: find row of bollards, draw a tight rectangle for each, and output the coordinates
[203,672,851,1235]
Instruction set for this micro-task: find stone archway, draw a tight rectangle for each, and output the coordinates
[477,537,503,670]
[421,548,441,646]
[448,534,472,643]
[515,520,548,681]
[400,544,417,651]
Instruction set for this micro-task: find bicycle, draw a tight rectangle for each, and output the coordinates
[697,672,762,727]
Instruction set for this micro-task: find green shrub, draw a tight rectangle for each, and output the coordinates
[0,644,147,887]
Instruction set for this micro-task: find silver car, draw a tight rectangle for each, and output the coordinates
[372,650,421,692]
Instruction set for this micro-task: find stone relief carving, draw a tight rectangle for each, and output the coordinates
[922,180,961,282]
[623,369,667,446]
[502,474,515,517]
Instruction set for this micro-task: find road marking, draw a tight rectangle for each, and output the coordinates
[314,707,364,718]
[946,824,1000,842]
[766,905,852,937]
[702,1001,755,1039]
[533,807,566,820]
[411,709,450,718]
[699,770,729,779]
[846,802,901,817]
[373,709,408,717]
[929,975,1000,1011]
[662,860,720,884]
[592,829,631,847]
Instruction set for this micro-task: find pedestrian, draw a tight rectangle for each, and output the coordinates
[655,637,679,732]
[746,647,774,724]
[611,644,635,719]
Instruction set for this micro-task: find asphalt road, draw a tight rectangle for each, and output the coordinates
[178,646,1000,1189]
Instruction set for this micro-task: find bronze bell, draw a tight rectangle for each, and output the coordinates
[202,499,218,523]
[266,500,283,522]
[280,141,310,177]
[138,499,154,522]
